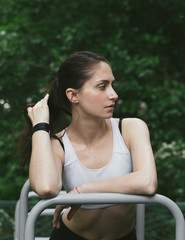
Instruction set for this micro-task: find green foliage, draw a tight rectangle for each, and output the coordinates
[0,0,185,200]
[0,203,15,238]
[155,141,185,202]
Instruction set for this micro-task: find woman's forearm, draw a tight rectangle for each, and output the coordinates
[29,131,62,198]
[80,171,157,196]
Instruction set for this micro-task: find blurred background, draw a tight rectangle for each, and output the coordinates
[0,0,185,239]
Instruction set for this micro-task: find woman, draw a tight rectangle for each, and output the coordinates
[22,51,157,240]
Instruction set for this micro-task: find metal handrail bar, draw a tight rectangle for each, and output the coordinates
[15,193,144,239]
[19,179,30,240]
[17,180,145,240]
[24,192,185,240]
[16,179,64,240]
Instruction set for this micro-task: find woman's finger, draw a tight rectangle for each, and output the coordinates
[27,107,32,112]
[34,100,42,108]
[53,210,60,228]
[44,93,49,100]
[42,94,49,106]
[53,205,65,228]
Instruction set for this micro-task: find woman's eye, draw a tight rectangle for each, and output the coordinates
[99,85,106,90]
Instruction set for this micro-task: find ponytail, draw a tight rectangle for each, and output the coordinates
[17,79,70,166]
[17,102,34,166]
[48,78,71,134]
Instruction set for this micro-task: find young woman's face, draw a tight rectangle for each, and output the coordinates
[76,62,118,119]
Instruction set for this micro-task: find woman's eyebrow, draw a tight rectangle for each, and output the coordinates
[96,79,115,84]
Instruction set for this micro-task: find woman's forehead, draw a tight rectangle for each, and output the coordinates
[90,62,114,82]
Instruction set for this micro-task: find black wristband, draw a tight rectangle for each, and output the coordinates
[31,123,50,136]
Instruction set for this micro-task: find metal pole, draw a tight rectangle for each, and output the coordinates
[136,204,145,240]
[25,193,185,240]
[14,200,20,240]
[19,180,30,240]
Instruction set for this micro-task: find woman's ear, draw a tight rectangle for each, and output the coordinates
[66,88,79,103]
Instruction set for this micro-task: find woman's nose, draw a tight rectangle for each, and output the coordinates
[109,87,118,100]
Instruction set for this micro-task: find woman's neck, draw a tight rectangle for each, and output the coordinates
[67,117,110,146]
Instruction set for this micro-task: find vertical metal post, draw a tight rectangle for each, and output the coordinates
[14,200,20,240]
[19,180,30,240]
[136,204,145,240]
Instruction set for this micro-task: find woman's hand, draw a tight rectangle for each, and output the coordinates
[52,188,81,229]
[27,94,50,126]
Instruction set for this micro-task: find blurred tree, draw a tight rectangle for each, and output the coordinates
[0,0,185,200]
[155,140,185,201]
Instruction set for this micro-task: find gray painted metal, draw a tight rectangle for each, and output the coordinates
[16,180,185,240]
[19,179,30,240]
[24,192,185,240]
[136,204,145,239]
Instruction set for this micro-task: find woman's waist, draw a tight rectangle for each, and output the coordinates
[62,204,136,239]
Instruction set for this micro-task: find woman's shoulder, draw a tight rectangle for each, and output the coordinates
[114,117,147,126]
[113,118,150,151]
[113,117,149,136]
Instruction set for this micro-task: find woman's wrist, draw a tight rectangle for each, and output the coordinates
[72,183,93,194]
[32,120,49,126]
[77,183,91,193]
[74,186,80,194]
[31,122,50,137]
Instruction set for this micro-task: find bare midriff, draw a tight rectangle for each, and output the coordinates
[62,204,136,240]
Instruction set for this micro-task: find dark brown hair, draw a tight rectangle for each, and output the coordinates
[17,51,110,166]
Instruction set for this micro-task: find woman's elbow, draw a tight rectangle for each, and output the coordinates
[31,182,62,198]
[37,186,61,198]
[143,176,158,196]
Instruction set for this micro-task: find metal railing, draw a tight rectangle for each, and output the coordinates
[16,180,185,240]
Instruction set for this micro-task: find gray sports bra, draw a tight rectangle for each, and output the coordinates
[58,118,133,209]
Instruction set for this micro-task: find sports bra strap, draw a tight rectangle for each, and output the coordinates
[50,134,65,152]
[119,118,123,134]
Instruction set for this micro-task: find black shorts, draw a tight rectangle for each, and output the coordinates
[49,217,137,240]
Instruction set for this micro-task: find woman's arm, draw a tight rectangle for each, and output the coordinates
[28,94,63,198]
[79,118,157,195]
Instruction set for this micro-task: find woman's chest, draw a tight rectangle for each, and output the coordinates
[75,143,113,169]
[69,130,113,169]
[63,152,132,193]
